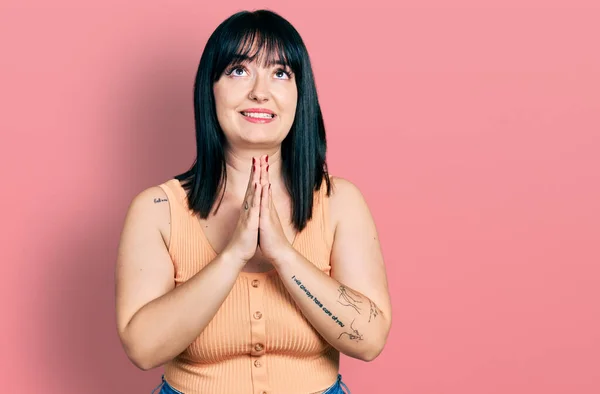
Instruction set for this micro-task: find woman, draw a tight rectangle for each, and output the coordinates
[116,9,392,394]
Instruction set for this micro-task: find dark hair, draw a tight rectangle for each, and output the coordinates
[174,9,331,232]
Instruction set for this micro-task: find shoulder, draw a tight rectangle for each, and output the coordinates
[125,185,171,248]
[328,175,366,204]
[128,185,170,214]
[327,175,370,230]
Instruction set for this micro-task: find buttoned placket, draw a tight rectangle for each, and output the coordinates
[247,274,270,394]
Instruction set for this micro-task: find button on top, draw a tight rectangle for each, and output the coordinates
[254,343,264,352]
[253,311,263,320]
[254,359,262,368]
[251,279,260,288]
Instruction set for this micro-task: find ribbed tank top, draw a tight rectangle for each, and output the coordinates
[157,177,340,394]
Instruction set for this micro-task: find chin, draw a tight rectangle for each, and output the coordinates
[240,126,277,138]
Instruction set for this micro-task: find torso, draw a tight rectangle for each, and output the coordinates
[156,179,340,273]
[198,188,298,273]
[154,177,341,394]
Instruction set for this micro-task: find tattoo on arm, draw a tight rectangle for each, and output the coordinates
[337,319,364,342]
[154,198,168,203]
[289,276,373,342]
[291,275,345,327]
[337,285,363,314]
[368,299,381,322]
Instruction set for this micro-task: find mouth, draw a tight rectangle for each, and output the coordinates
[239,111,276,119]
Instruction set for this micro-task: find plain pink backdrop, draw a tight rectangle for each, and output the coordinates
[1,0,599,393]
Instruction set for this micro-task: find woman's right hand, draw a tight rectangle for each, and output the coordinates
[222,157,262,265]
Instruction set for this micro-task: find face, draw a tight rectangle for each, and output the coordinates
[213,53,298,149]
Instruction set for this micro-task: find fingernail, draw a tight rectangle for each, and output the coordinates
[267,164,269,172]
[252,157,255,164]
[266,155,269,163]
[252,164,255,172]
[269,183,271,190]
[254,182,257,189]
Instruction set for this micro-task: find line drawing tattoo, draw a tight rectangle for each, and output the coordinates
[337,319,363,341]
[368,299,381,322]
[291,275,346,327]
[153,198,168,203]
[337,285,363,314]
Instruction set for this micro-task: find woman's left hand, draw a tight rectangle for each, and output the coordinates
[258,155,294,265]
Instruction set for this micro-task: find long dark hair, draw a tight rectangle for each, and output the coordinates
[174,9,331,232]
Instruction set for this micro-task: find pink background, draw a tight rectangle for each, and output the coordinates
[1,0,599,393]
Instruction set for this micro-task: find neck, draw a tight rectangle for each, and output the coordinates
[223,147,284,198]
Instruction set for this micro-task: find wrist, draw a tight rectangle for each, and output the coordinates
[272,245,296,269]
[220,248,248,271]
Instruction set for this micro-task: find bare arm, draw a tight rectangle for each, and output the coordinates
[273,177,392,361]
[115,187,245,370]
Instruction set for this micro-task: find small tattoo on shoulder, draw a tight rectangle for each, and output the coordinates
[154,198,168,203]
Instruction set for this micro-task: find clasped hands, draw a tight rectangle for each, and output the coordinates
[223,155,295,268]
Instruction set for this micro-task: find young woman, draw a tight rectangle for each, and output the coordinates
[116,9,392,394]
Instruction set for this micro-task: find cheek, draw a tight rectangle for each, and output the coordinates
[287,94,298,122]
[279,86,298,115]
[213,86,243,132]
[213,85,228,115]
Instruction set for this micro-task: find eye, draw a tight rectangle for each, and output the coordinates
[274,68,293,80]
[225,65,248,77]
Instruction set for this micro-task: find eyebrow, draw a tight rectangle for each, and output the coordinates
[232,54,289,67]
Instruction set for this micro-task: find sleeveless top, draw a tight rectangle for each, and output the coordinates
[157,177,340,394]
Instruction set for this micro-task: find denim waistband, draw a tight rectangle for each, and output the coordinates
[322,374,351,394]
[151,373,350,394]
[151,375,183,394]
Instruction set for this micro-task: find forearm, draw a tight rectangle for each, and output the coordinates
[274,249,389,361]
[123,251,243,370]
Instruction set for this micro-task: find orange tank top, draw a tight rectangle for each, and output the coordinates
[157,177,339,394]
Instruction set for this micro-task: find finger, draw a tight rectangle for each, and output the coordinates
[269,185,278,220]
[244,158,255,199]
[253,156,262,209]
[251,172,261,211]
[260,181,270,215]
[265,156,270,185]
[244,158,257,210]
[260,155,269,187]
[247,157,258,191]
[248,157,255,185]
[253,156,261,187]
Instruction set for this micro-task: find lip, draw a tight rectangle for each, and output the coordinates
[239,108,276,124]
[240,108,276,115]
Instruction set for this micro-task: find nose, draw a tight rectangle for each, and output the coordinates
[248,74,270,102]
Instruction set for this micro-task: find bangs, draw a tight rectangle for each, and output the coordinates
[212,21,301,81]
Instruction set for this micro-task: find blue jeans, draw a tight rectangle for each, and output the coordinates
[151,373,351,394]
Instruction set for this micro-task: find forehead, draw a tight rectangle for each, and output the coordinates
[232,55,288,69]
[229,33,289,67]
